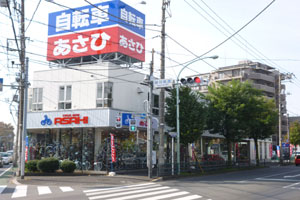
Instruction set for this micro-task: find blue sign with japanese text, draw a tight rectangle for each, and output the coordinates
[48,0,145,37]
[0,78,3,92]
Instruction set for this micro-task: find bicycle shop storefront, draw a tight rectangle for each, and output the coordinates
[26,109,150,171]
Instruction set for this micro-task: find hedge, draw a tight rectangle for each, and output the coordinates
[25,160,39,172]
[37,157,59,173]
[60,160,76,173]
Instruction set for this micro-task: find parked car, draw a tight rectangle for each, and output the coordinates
[295,155,300,166]
[201,154,225,163]
[0,152,10,165]
[6,151,13,163]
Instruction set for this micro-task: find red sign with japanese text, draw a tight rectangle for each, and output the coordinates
[47,26,145,62]
[111,134,116,163]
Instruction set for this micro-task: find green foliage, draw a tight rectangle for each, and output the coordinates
[37,157,59,173]
[205,80,265,163]
[165,87,207,145]
[25,160,39,172]
[60,160,76,173]
[290,121,300,146]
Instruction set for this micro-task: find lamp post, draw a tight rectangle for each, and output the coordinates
[176,55,218,175]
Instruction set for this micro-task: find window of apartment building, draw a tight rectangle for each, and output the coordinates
[58,85,72,109]
[96,82,113,108]
[232,69,240,77]
[152,94,159,115]
[218,72,225,79]
[31,88,43,111]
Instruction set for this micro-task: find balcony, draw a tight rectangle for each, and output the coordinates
[252,83,275,94]
[248,72,275,83]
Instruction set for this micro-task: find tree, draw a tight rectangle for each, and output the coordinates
[290,121,300,146]
[0,122,14,151]
[243,96,278,166]
[165,87,207,160]
[205,80,259,165]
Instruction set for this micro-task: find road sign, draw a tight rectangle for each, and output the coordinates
[153,79,173,88]
[168,132,177,138]
[0,78,3,92]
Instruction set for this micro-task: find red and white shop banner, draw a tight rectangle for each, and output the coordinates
[47,26,145,62]
[110,134,116,163]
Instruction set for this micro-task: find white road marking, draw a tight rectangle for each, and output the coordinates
[0,185,7,194]
[172,194,203,200]
[38,186,52,195]
[103,189,179,200]
[284,174,300,178]
[256,169,300,179]
[11,185,27,198]
[88,186,171,200]
[283,182,300,189]
[140,191,190,200]
[83,183,156,193]
[86,184,160,196]
[60,186,74,192]
[0,166,12,177]
[256,178,298,182]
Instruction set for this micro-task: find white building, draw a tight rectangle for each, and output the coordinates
[26,61,160,170]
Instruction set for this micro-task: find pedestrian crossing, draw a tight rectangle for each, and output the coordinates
[0,185,75,198]
[83,183,209,200]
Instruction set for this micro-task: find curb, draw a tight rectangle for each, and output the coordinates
[11,177,21,185]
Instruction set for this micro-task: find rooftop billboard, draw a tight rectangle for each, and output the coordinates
[47,0,145,62]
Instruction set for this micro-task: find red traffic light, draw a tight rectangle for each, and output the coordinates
[194,77,201,83]
[116,117,121,122]
[180,76,201,85]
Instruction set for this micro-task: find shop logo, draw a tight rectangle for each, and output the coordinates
[41,115,53,126]
[54,114,88,125]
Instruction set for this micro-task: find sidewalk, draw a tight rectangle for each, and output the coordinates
[13,171,160,188]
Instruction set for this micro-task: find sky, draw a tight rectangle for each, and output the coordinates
[0,0,300,132]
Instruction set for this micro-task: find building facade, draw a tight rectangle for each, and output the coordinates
[26,62,160,170]
[188,61,288,162]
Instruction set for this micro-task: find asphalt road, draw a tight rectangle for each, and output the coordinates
[1,165,300,200]
[160,165,300,200]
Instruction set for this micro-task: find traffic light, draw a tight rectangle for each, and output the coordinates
[129,119,137,132]
[115,116,122,128]
[180,76,202,85]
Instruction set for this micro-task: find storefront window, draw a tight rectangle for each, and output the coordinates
[28,128,95,170]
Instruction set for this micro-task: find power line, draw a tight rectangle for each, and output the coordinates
[25,0,42,32]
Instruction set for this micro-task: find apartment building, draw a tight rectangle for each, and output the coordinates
[188,61,288,161]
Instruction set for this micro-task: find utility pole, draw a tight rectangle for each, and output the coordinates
[278,73,282,164]
[278,72,293,165]
[158,0,168,176]
[147,49,154,178]
[21,57,28,179]
[17,0,26,176]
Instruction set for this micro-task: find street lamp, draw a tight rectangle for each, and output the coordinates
[176,55,218,175]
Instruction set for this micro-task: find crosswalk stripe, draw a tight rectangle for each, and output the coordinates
[86,184,161,196]
[172,194,203,200]
[140,191,190,200]
[103,189,179,200]
[88,186,171,200]
[11,185,27,198]
[37,186,52,195]
[83,183,156,193]
[60,186,74,192]
[0,185,7,194]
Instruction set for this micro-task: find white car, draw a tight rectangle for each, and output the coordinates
[0,152,10,165]
[6,151,13,163]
